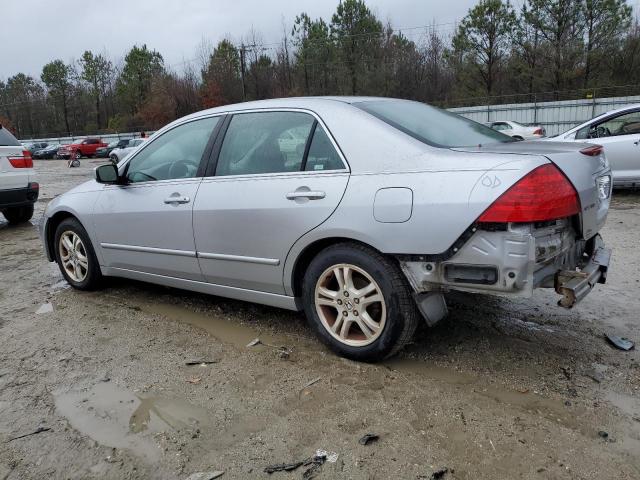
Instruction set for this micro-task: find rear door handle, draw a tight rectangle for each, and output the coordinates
[286,190,326,200]
[164,195,190,204]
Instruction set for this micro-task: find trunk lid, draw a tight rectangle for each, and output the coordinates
[452,140,611,240]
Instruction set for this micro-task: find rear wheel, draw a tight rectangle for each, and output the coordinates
[2,204,34,224]
[74,150,82,159]
[302,242,419,361]
[54,218,102,290]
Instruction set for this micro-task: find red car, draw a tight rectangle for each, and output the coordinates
[57,138,108,160]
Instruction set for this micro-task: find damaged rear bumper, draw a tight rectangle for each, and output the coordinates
[555,235,610,308]
[399,220,610,309]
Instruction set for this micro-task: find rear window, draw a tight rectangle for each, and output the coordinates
[0,126,20,146]
[354,100,514,148]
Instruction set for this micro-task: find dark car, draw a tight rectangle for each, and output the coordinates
[33,144,61,159]
[95,139,130,158]
[22,142,48,153]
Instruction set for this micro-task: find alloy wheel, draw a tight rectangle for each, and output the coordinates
[314,263,386,347]
[59,230,89,282]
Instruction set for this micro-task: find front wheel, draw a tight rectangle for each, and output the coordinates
[54,218,102,290]
[2,204,34,224]
[74,150,82,159]
[302,243,419,361]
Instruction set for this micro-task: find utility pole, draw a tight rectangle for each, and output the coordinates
[239,44,247,101]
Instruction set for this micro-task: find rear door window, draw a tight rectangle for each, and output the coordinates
[215,112,315,176]
[304,126,344,171]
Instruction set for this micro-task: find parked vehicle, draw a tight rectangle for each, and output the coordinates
[57,138,108,160]
[33,143,61,159]
[488,120,546,140]
[109,138,146,164]
[22,142,49,153]
[1,125,39,224]
[545,104,640,187]
[95,139,131,158]
[40,98,612,361]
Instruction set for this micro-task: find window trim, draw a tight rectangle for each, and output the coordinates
[118,113,226,184]
[204,107,349,179]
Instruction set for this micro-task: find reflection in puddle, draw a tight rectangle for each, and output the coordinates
[55,382,211,461]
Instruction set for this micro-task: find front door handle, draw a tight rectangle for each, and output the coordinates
[286,190,326,200]
[164,194,190,204]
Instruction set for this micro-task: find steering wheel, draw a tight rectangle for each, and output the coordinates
[168,159,195,179]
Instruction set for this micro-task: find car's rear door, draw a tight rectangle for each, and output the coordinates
[193,110,349,294]
[92,116,221,280]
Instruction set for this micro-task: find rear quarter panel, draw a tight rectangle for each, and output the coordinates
[283,153,548,295]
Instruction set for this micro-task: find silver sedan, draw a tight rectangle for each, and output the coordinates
[40,97,612,361]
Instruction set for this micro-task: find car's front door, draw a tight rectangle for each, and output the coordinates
[93,116,221,280]
[576,109,640,181]
[193,111,349,294]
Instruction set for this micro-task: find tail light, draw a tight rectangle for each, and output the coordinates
[8,150,33,168]
[533,128,544,136]
[478,164,580,223]
[580,145,603,156]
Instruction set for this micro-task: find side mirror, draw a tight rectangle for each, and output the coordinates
[95,163,120,184]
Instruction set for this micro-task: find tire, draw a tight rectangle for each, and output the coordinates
[70,159,80,167]
[2,204,34,225]
[74,150,82,159]
[54,217,102,290]
[110,155,118,165]
[512,135,524,141]
[302,242,419,361]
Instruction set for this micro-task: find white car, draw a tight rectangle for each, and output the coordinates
[109,138,147,164]
[488,120,546,140]
[546,104,640,187]
[0,125,38,224]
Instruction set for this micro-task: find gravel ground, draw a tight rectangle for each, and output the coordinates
[0,159,638,479]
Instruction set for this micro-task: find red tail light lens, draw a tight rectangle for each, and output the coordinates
[533,128,543,135]
[478,164,580,223]
[580,145,603,156]
[8,150,33,168]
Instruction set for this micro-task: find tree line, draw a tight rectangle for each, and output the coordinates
[1,0,638,139]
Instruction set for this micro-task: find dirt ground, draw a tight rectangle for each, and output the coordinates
[0,159,638,480]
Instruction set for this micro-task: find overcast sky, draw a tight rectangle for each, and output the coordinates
[0,0,479,79]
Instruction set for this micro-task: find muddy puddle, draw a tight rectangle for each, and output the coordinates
[139,301,304,350]
[54,382,212,462]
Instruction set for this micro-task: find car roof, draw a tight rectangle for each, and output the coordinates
[181,96,400,119]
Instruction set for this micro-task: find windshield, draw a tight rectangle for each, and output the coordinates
[107,141,119,147]
[354,100,514,147]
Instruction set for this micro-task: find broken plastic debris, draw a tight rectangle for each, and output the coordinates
[185,472,224,480]
[186,376,202,384]
[605,333,635,351]
[358,433,379,445]
[264,453,328,477]
[315,449,338,463]
[264,461,304,474]
[246,338,261,347]
[35,303,54,315]
[185,359,218,366]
